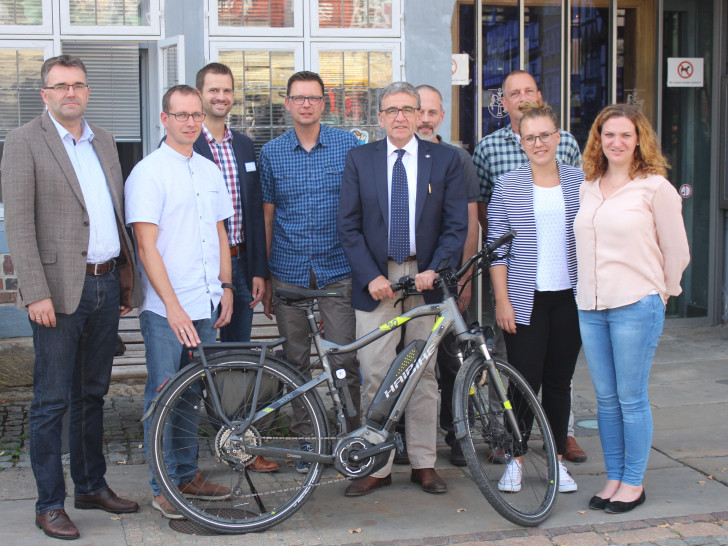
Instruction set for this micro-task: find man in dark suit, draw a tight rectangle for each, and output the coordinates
[1,55,140,540]
[338,82,467,497]
[192,62,277,472]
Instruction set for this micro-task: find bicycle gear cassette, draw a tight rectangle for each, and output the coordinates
[215,426,259,468]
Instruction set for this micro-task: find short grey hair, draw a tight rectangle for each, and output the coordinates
[378,82,420,111]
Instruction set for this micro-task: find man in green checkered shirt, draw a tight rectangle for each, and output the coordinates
[472,69,587,464]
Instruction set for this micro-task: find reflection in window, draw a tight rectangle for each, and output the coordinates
[0,48,44,139]
[0,0,43,25]
[525,1,561,118]
[69,0,149,26]
[317,0,392,29]
[217,0,294,28]
[219,49,295,152]
[319,50,391,140]
[163,44,178,91]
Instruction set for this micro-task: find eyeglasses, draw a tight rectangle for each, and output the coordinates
[380,106,419,119]
[166,112,206,122]
[287,95,325,106]
[521,130,558,147]
[42,83,88,93]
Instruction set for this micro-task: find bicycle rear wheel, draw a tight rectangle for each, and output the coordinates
[147,352,330,533]
[453,354,558,526]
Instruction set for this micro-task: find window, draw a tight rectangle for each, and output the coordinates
[0,0,52,33]
[211,0,303,36]
[311,0,400,37]
[61,0,160,35]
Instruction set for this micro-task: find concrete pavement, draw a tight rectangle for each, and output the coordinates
[1,325,727,545]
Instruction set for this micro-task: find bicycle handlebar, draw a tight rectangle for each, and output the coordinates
[389,229,517,294]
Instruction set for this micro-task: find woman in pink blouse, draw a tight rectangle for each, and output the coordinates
[574,104,690,514]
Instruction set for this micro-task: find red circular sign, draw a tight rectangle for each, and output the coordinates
[679,184,692,198]
[677,61,694,79]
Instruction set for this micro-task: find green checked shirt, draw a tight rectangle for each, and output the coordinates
[473,124,582,203]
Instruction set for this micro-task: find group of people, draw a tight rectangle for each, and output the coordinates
[0,53,689,541]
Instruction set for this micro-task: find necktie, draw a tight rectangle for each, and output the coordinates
[389,149,410,264]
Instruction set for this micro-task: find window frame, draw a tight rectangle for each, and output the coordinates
[60,0,161,36]
[309,40,402,82]
[310,0,401,38]
[0,0,53,34]
[209,0,304,38]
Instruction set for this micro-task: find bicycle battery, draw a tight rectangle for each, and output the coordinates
[366,339,426,428]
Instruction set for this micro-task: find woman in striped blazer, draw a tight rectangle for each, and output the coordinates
[486,100,584,494]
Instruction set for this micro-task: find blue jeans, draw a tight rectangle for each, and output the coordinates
[29,269,120,514]
[219,253,254,342]
[578,294,665,486]
[140,307,218,496]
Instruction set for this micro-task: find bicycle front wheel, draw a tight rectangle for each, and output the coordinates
[453,354,558,526]
[147,352,329,533]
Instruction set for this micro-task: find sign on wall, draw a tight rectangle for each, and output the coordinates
[667,58,704,87]
[452,54,469,86]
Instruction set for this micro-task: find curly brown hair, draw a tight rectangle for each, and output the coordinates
[582,104,669,180]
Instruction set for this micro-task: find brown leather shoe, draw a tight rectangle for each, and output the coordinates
[344,475,392,497]
[247,455,281,472]
[178,471,232,500]
[35,509,80,540]
[74,488,139,514]
[564,436,587,463]
[410,468,447,494]
[152,493,184,520]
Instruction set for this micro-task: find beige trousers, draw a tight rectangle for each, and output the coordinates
[355,260,438,477]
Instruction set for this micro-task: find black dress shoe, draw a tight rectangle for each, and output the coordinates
[588,495,610,510]
[449,442,467,466]
[74,488,139,514]
[35,509,80,540]
[605,489,646,514]
[344,475,392,497]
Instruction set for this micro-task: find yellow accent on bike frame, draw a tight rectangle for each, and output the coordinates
[503,401,513,410]
[379,316,411,331]
[431,317,444,331]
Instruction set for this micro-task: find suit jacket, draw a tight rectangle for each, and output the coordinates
[193,130,267,282]
[338,136,468,312]
[1,112,140,314]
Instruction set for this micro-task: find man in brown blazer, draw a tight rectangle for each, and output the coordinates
[0,55,140,540]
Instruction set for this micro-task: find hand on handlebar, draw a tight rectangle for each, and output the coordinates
[414,270,437,291]
[368,275,396,301]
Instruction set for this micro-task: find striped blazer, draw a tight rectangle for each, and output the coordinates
[486,163,583,325]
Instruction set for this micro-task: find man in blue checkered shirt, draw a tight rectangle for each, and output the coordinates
[260,72,361,472]
[473,70,581,231]
[472,69,587,464]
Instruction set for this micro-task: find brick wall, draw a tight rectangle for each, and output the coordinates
[1,253,18,305]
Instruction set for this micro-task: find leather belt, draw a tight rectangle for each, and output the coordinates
[86,259,116,276]
[389,255,417,263]
[229,242,246,257]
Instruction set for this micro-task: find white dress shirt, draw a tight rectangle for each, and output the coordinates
[386,136,418,256]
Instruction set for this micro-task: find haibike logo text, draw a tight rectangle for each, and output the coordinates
[383,345,435,399]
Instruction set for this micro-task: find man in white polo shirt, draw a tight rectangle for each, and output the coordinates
[125,84,235,519]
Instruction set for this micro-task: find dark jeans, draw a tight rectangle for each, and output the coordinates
[503,289,581,456]
[219,252,254,343]
[29,269,120,514]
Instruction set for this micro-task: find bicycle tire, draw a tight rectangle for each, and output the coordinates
[148,351,330,533]
[453,354,558,526]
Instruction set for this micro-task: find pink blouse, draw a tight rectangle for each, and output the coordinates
[574,174,690,311]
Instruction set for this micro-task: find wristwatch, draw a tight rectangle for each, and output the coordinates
[221,282,236,294]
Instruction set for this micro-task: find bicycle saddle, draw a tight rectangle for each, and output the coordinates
[274,287,342,303]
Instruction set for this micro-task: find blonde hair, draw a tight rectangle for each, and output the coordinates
[582,104,669,180]
[517,100,559,134]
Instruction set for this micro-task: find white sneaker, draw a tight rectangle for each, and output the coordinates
[558,460,578,493]
[498,459,522,492]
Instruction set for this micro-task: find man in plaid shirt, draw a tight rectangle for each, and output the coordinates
[472,70,587,464]
[260,72,361,473]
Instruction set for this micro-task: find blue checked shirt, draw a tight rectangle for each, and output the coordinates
[473,124,581,203]
[260,125,359,288]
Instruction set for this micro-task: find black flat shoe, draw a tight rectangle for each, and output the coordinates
[605,489,646,514]
[588,495,610,510]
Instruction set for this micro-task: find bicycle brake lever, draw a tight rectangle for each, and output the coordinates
[394,289,423,308]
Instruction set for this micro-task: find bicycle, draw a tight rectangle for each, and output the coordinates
[143,229,558,533]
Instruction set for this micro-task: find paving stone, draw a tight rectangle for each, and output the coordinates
[712,512,728,521]
[689,514,718,523]
[423,537,450,546]
[451,534,483,544]
[673,523,728,538]
[551,532,607,546]
[644,518,671,526]
[667,517,694,525]
[500,530,529,538]
[657,540,688,546]
[568,525,594,534]
[684,539,718,546]
[609,527,676,544]
[477,531,505,541]
[620,520,649,530]
[495,537,553,546]
[526,529,549,537]
[394,539,425,546]
[593,522,622,533]
[547,526,574,536]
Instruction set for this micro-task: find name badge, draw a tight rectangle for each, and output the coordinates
[245,162,256,172]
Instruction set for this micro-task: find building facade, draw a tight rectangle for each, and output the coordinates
[0,0,726,336]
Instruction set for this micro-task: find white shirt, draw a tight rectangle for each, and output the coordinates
[533,184,571,291]
[48,113,120,263]
[125,144,234,320]
[386,136,418,256]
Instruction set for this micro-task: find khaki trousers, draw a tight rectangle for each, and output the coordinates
[356,260,438,477]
